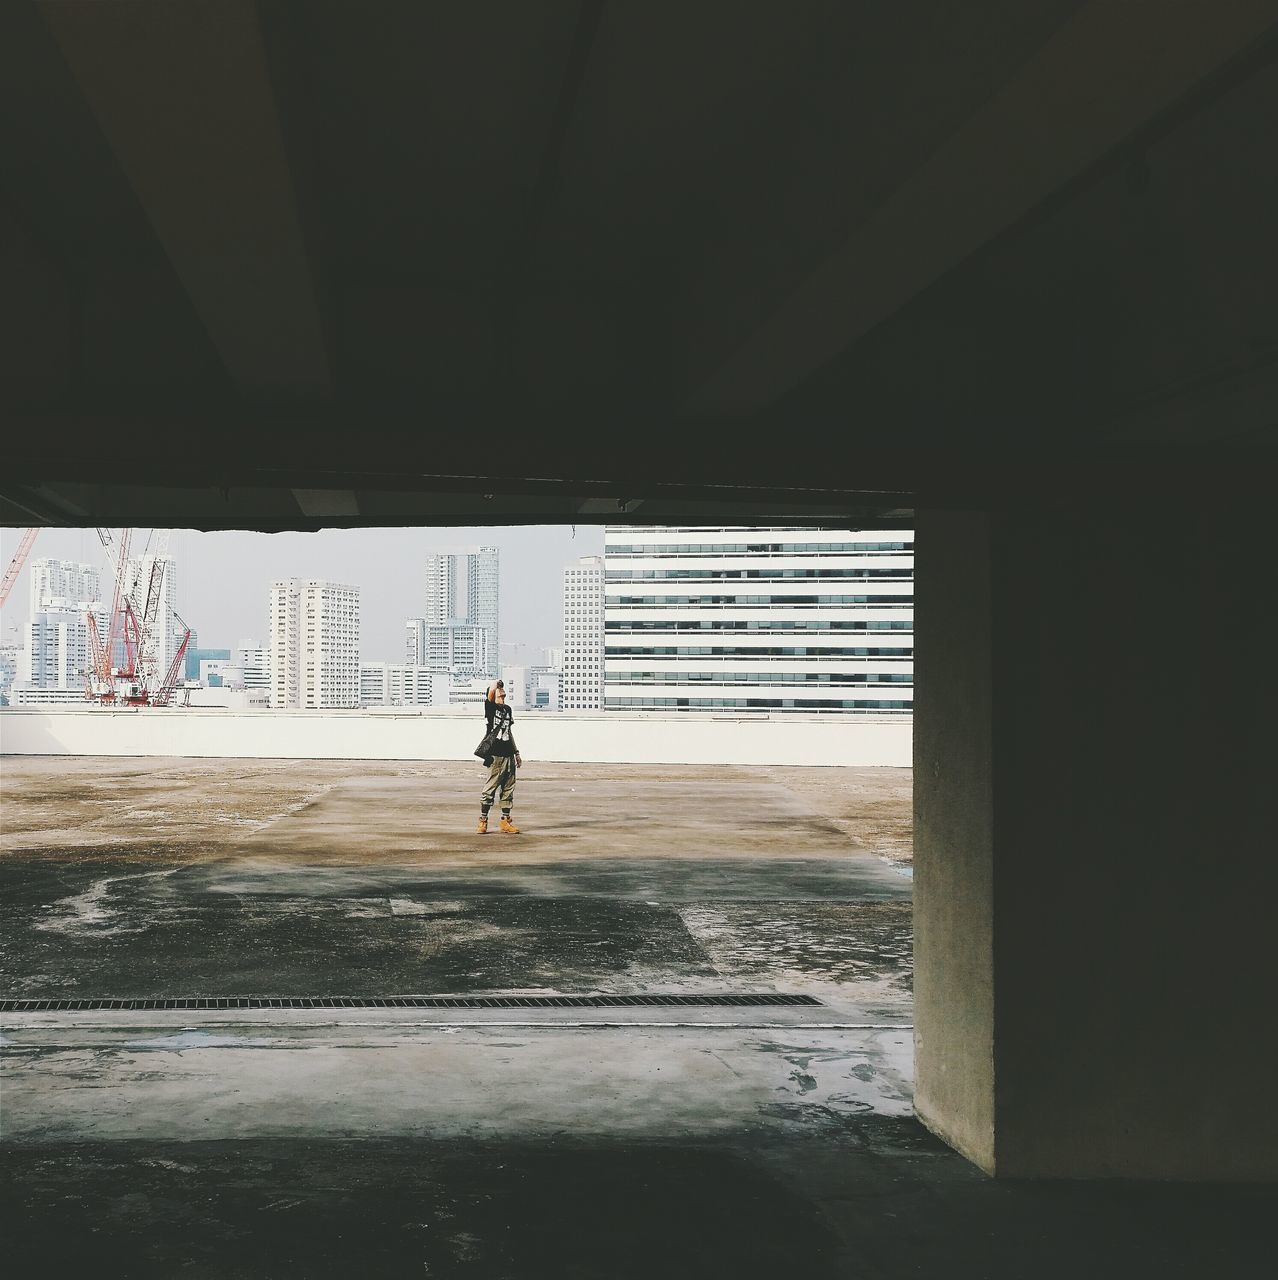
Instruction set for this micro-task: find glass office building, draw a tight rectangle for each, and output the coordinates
[603,527,913,714]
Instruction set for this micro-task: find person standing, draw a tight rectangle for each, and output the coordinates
[478,685,522,833]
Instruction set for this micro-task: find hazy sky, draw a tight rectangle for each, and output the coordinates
[0,525,605,663]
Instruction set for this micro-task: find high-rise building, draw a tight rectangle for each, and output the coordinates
[11,609,99,703]
[562,556,604,709]
[408,547,500,691]
[11,557,105,704]
[466,545,499,677]
[405,617,426,664]
[29,559,100,617]
[423,553,457,625]
[270,579,360,709]
[603,527,914,714]
[270,581,302,708]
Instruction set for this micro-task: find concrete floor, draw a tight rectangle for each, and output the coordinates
[2,758,1272,1276]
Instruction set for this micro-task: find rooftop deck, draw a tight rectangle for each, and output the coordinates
[2,758,1270,1276]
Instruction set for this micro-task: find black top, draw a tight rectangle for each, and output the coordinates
[488,703,517,757]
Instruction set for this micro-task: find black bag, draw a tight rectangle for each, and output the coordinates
[474,730,498,761]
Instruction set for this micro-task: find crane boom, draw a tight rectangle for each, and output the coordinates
[136,529,172,689]
[0,527,40,608]
[99,527,132,678]
[87,528,190,707]
[152,613,192,707]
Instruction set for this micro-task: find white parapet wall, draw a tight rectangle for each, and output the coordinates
[0,707,911,768]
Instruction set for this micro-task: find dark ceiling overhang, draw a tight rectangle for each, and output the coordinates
[2,0,1275,530]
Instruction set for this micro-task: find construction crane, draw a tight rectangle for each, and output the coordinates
[149,611,193,707]
[85,528,191,707]
[0,527,40,609]
[135,528,172,692]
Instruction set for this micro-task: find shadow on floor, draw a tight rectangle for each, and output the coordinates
[3,1127,1273,1279]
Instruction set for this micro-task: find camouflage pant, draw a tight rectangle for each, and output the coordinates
[481,754,516,812]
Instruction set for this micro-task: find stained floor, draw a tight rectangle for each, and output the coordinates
[2,758,1271,1276]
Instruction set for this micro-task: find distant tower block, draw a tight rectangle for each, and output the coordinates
[423,554,457,626]
[271,579,360,709]
[562,557,604,710]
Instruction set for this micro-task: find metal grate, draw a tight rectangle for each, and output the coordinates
[0,992,822,1012]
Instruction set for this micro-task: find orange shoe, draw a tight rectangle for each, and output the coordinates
[499,816,520,834]
[476,816,488,834]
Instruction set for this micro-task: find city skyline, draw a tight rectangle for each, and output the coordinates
[4,524,915,717]
[0,525,605,666]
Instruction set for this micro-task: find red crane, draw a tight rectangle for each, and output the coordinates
[86,528,190,707]
[0,527,40,609]
[149,612,193,707]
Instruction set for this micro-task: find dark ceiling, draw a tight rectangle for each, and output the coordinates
[1,0,1275,529]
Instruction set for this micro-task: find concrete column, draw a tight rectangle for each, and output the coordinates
[914,501,1276,1180]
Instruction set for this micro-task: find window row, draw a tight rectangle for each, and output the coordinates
[606,594,913,606]
[606,568,910,581]
[606,621,914,632]
[605,697,913,711]
[605,645,913,657]
[606,542,914,554]
[607,671,913,685]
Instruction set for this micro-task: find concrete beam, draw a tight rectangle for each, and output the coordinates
[679,0,1278,419]
[39,0,331,401]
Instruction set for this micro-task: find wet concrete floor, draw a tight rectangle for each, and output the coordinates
[2,759,1271,1275]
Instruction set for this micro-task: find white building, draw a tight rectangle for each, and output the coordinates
[466,546,499,677]
[405,617,426,664]
[603,526,914,714]
[29,559,100,618]
[423,553,457,626]
[270,579,360,709]
[359,663,444,707]
[200,659,240,687]
[408,547,501,687]
[233,640,270,689]
[562,556,604,709]
[9,681,93,707]
[503,663,561,710]
[0,640,20,704]
[12,558,106,705]
[184,686,271,710]
[427,622,489,675]
[10,608,103,704]
[270,581,302,708]
[448,675,493,707]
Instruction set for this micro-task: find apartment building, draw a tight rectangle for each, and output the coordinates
[270,579,360,709]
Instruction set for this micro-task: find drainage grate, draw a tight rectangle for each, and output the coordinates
[0,993,822,1013]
